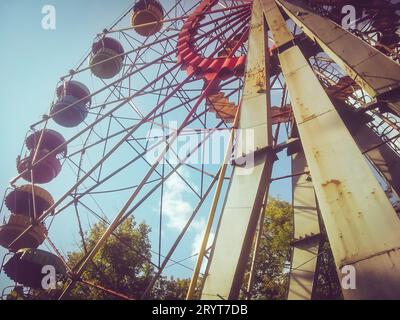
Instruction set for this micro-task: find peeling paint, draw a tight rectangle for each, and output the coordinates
[322,179,341,187]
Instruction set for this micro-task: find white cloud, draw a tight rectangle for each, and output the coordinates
[192,227,215,256]
[161,168,214,271]
[191,222,215,273]
[162,169,194,230]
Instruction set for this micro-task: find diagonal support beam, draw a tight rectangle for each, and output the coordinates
[201,0,275,300]
[276,0,400,116]
[262,0,400,299]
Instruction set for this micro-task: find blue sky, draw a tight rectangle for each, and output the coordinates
[0,0,292,294]
[0,0,133,186]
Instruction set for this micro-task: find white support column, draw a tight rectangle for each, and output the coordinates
[201,0,275,300]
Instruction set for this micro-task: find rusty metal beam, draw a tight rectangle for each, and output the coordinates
[288,140,320,300]
[276,0,400,116]
[334,101,400,197]
[261,0,293,47]
[263,0,400,299]
[201,0,275,300]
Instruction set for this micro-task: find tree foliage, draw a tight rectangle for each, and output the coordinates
[65,217,189,300]
[66,217,152,299]
[243,198,293,300]
[6,217,188,300]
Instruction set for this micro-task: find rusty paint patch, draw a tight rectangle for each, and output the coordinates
[322,179,341,187]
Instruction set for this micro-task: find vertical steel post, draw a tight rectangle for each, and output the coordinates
[201,0,274,300]
[262,0,400,299]
[287,137,320,300]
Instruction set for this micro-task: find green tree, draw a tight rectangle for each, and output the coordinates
[66,217,153,299]
[243,198,293,300]
[152,277,190,300]
[6,217,189,300]
[65,217,189,300]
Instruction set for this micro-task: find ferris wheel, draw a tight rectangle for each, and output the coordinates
[1,0,400,300]
[0,0,259,299]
